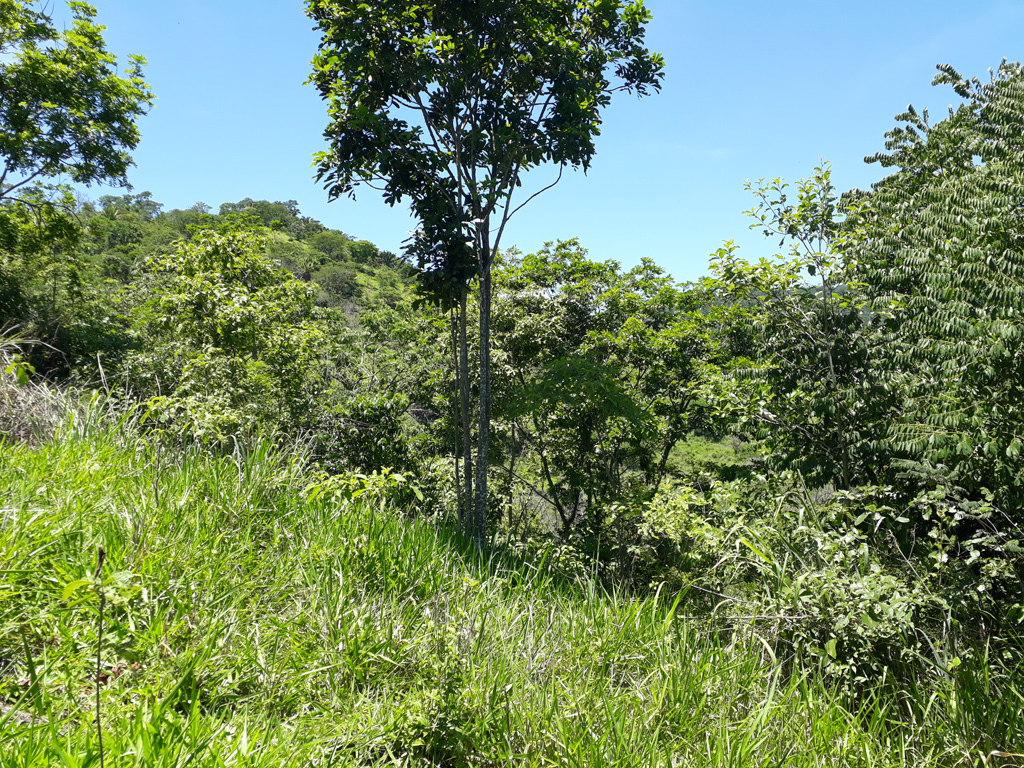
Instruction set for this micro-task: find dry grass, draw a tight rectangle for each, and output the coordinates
[0,342,71,445]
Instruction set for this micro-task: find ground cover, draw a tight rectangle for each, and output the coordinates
[0,409,1018,766]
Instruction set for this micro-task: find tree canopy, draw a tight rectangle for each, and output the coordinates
[0,0,153,200]
[850,61,1024,514]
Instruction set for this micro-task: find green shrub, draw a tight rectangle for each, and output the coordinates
[632,474,1024,685]
[307,392,413,474]
[313,263,361,300]
[120,227,323,443]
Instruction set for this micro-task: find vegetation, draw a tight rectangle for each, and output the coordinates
[307,0,665,543]
[0,0,153,376]
[1,408,1021,766]
[2,0,1024,764]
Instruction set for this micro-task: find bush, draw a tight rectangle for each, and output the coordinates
[313,264,361,300]
[307,392,413,474]
[120,228,323,444]
[631,473,1024,685]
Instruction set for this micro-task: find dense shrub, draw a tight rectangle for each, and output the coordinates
[313,263,361,301]
[120,228,323,443]
[632,473,1024,684]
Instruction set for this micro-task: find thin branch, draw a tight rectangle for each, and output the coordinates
[0,168,45,201]
[504,165,564,223]
[488,158,524,260]
[392,96,421,111]
[498,463,559,508]
[412,92,461,192]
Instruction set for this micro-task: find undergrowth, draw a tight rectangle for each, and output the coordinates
[0,408,1021,766]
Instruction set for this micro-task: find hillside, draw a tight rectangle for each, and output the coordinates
[2,193,417,378]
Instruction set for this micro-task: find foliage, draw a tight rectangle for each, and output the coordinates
[306,228,352,263]
[667,433,757,482]
[0,0,152,193]
[0,186,81,329]
[849,61,1024,519]
[72,193,409,302]
[307,0,665,543]
[300,300,448,478]
[309,392,414,474]
[3,179,421,463]
[634,471,1024,692]
[4,12,1024,756]
[700,76,1024,673]
[304,466,426,517]
[96,190,164,221]
[491,240,742,537]
[219,197,326,240]
[0,187,135,375]
[120,228,323,443]
[709,165,893,490]
[313,262,361,302]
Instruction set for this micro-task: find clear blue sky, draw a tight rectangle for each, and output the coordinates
[60,0,1024,281]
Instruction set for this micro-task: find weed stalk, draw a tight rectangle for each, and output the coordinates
[95,545,106,768]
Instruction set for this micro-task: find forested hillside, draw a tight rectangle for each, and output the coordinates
[3,1,1024,766]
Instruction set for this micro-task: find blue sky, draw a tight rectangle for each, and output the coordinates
[59,0,1024,281]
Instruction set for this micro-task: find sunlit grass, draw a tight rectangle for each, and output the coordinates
[0,412,1020,766]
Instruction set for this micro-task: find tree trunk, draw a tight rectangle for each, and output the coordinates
[473,261,491,548]
[449,306,466,534]
[459,290,473,537]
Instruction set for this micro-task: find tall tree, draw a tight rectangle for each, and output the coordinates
[0,0,152,368]
[849,61,1024,516]
[306,0,664,543]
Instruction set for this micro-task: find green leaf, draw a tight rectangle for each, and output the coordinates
[825,638,838,659]
[62,579,94,601]
[739,538,774,565]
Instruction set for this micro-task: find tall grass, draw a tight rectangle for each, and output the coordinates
[0,408,1020,766]
[0,340,75,445]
